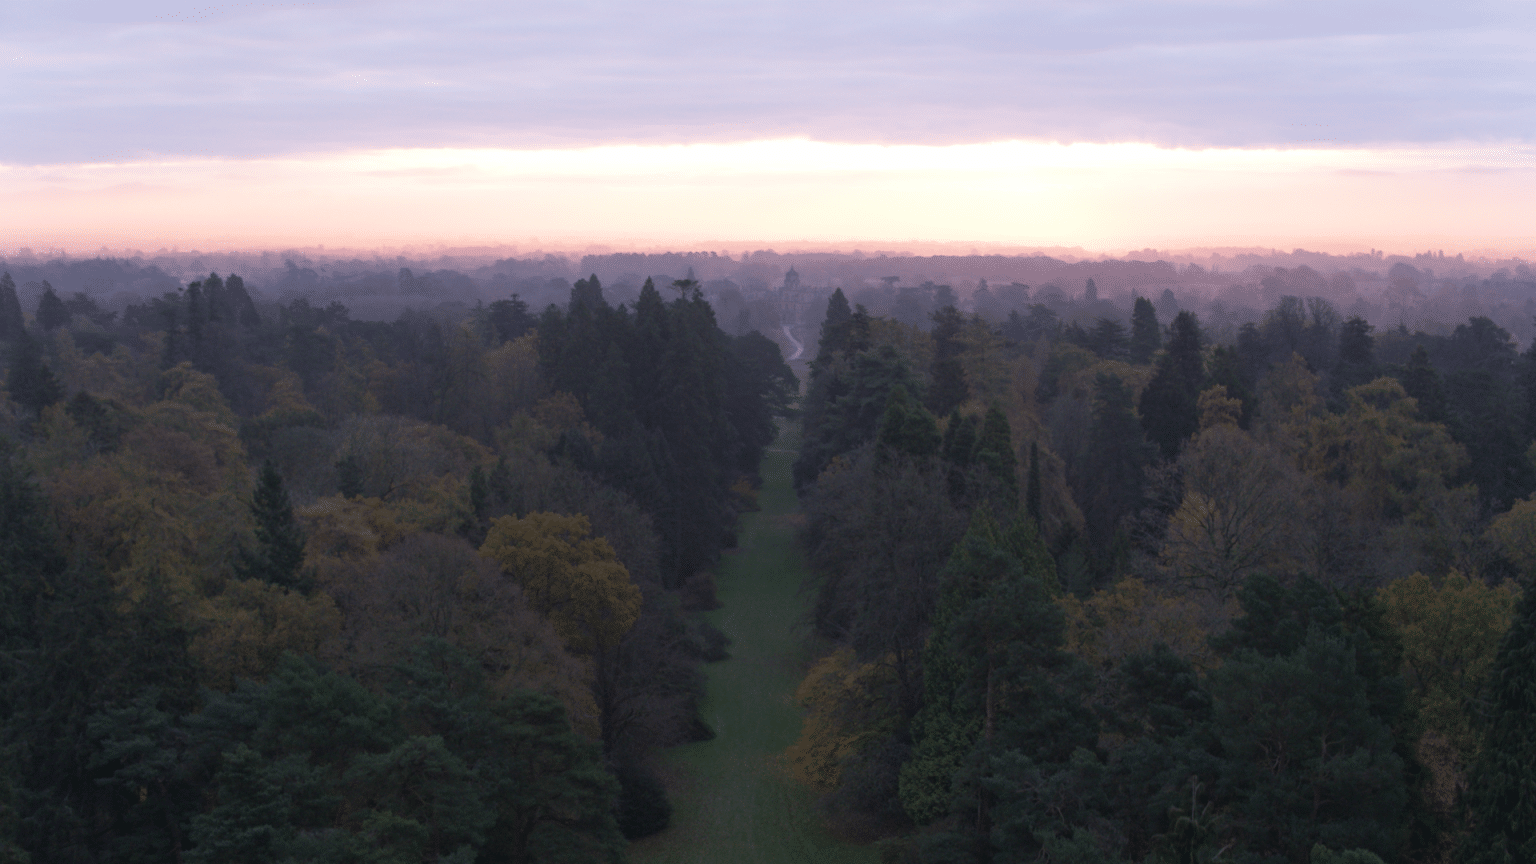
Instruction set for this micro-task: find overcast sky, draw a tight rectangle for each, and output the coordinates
[5,0,1534,251]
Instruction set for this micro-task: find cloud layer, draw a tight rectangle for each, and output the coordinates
[7,0,1534,163]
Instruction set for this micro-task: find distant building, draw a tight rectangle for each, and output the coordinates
[775,267,822,327]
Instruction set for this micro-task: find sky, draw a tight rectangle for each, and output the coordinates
[4,0,1535,255]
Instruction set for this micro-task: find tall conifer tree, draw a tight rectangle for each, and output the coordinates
[236,462,309,591]
[1459,581,1536,864]
[0,273,23,341]
[1129,295,1161,364]
[1139,310,1205,459]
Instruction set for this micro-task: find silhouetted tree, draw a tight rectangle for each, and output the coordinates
[927,306,969,416]
[35,282,69,331]
[5,332,62,415]
[0,273,23,341]
[235,462,309,591]
[1459,578,1536,864]
[1139,311,1205,459]
[1130,296,1161,363]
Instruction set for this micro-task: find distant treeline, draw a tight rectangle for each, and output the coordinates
[4,250,1533,347]
[0,269,793,862]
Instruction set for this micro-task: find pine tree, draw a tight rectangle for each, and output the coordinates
[1400,345,1446,424]
[0,443,66,651]
[35,282,69,331]
[236,462,309,591]
[1130,296,1161,364]
[974,404,1018,505]
[879,385,941,459]
[0,273,23,341]
[1139,310,1205,459]
[818,288,853,356]
[1087,317,1130,361]
[1459,581,1536,864]
[1026,441,1042,528]
[1082,373,1155,551]
[927,306,969,416]
[5,331,63,415]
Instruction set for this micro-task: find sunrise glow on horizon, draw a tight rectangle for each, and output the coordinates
[6,138,1534,258]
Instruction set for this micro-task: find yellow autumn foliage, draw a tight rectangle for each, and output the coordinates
[479,512,641,654]
[1060,577,1233,679]
[191,579,343,690]
[783,648,898,792]
[1487,496,1536,575]
[1377,570,1519,757]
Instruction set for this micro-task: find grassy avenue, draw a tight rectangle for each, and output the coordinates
[630,440,880,864]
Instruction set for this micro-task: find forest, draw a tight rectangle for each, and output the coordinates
[0,252,1534,864]
[0,269,793,862]
[787,284,1536,864]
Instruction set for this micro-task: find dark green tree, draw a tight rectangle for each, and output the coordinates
[909,513,1096,862]
[0,273,23,341]
[1025,441,1042,528]
[900,512,1060,827]
[1081,373,1156,556]
[1130,296,1161,364]
[0,443,66,652]
[880,385,941,459]
[927,306,970,417]
[1206,344,1255,428]
[1398,345,1447,424]
[942,410,979,499]
[34,282,69,331]
[974,405,1018,505]
[1458,579,1536,864]
[1204,575,1412,863]
[1139,311,1205,459]
[5,332,63,416]
[235,462,309,591]
[1087,317,1130,361]
[66,391,128,453]
[487,294,535,343]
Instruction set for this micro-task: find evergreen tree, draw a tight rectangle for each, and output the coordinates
[1081,373,1155,554]
[900,513,1060,827]
[1338,316,1375,369]
[907,513,1094,862]
[1087,317,1130,361]
[1139,310,1205,459]
[1206,344,1255,428]
[818,288,853,355]
[942,410,979,499]
[0,273,23,341]
[1205,575,1412,862]
[570,274,605,311]
[4,332,63,416]
[796,343,914,488]
[0,443,66,652]
[927,306,969,416]
[487,294,534,343]
[941,411,977,468]
[224,274,262,328]
[880,384,941,459]
[1025,441,1041,528]
[1399,345,1447,424]
[1130,296,1161,364]
[974,404,1018,505]
[1459,580,1536,864]
[235,462,309,591]
[34,282,69,331]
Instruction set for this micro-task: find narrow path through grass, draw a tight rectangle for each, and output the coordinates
[628,442,879,864]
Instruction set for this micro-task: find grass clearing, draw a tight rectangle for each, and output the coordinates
[628,443,879,864]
